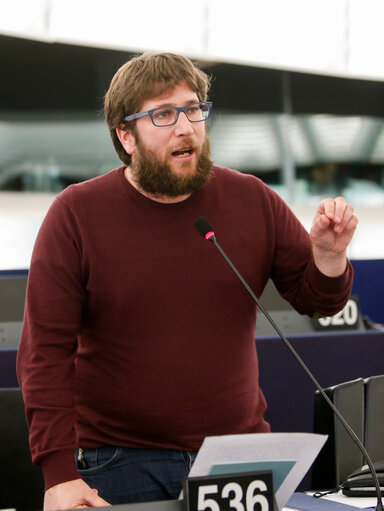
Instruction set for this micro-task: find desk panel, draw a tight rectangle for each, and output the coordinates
[257,330,384,434]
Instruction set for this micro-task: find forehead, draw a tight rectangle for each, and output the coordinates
[141,81,199,110]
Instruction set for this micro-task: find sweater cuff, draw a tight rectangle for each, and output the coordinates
[309,257,353,296]
[40,450,81,491]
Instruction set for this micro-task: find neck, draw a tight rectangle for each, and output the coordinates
[123,167,191,204]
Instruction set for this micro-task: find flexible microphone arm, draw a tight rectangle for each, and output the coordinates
[194,216,383,511]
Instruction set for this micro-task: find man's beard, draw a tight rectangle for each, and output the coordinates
[130,135,213,198]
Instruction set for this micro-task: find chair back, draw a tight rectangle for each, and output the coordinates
[0,388,44,511]
[312,377,366,489]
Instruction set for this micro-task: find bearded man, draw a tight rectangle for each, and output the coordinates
[17,52,358,510]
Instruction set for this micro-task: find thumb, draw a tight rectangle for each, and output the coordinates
[84,489,111,507]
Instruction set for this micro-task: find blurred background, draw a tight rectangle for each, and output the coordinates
[1,0,384,269]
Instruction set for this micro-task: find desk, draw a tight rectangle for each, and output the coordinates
[22,493,373,511]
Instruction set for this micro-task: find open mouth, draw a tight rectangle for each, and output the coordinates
[171,148,194,158]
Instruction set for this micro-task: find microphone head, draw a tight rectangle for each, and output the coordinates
[194,217,215,240]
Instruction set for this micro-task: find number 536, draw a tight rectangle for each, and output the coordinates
[198,481,270,511]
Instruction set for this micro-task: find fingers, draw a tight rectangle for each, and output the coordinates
[320,197,358,233]
[88,492,112,508]
[311,196,359,256]
[44,480,112,511]
[85,493,112,508]
[322,196,346,223]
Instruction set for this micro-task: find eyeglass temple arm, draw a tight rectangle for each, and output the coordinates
[123,110,150,122]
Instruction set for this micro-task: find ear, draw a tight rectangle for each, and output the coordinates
[116,126,137,155]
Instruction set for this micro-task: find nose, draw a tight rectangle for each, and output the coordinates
[173,111,194,136]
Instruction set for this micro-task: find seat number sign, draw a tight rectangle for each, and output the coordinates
[312,296,360,331]
[183,470,274,511]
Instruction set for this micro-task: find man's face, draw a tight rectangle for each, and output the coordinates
[120,81,212,198]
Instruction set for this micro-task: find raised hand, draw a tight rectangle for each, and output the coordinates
[310,197,358,277]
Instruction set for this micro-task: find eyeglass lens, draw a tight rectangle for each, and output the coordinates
[152,103,210,126]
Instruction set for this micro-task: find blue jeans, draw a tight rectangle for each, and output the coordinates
[75,446,197,505]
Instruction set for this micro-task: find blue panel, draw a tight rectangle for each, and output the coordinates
[351,259,384,324]
[0,349,18,387]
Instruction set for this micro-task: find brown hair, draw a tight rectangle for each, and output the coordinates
[104,52,211,165]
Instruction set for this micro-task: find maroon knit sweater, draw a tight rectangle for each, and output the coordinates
[17,165,353,490]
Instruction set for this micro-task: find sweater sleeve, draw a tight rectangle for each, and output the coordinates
[16,195,86,490]
[266,188,353,317]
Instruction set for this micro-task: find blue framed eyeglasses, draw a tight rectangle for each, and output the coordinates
[123,101,212,127]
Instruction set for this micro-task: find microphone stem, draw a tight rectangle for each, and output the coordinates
[211,237,383,511]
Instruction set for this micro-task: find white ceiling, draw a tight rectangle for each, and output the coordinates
[1,0,384,81]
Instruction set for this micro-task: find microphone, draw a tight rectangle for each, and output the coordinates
[194,216,383,511]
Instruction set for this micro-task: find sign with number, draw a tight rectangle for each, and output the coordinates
[183,470,275,511]
[311,296,360,331]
